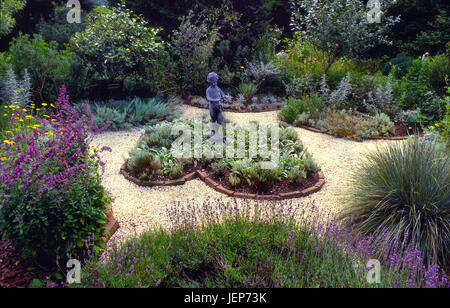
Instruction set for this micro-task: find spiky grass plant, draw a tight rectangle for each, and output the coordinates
[341,137,449,268]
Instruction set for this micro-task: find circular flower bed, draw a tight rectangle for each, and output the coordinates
[120,118,325,199]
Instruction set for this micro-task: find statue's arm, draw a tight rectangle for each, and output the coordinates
[220,88,232,104]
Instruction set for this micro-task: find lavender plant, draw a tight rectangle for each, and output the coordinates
[80,198,449,288]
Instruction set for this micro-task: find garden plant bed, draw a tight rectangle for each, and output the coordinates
[120,161,325,200]
[296,123,418,141]
[0,207,119,288]
[183,95,286,113]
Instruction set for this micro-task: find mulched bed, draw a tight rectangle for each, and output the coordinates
[0,233,50,288]
[207,167,320,196]
[121,161,325,200]
[297,122,421,141]
[184,95,285,113]
[0,207,119,288]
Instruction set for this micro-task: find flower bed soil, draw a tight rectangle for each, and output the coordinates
[183,95,286,113]
[120,161,325,200]
[0,207,119,288]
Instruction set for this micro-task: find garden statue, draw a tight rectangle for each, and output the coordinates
[206,72,231,142]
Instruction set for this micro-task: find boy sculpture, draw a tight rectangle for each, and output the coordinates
[206,72,231,142]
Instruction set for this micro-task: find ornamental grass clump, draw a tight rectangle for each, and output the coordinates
[0,86,111,262]
[81,199,448,288]
[341,137,449,269]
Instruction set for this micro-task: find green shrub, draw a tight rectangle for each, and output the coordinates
[71,4,162,81]
[0,87,109,261]
[7,34,74,102]
[279,97,303,123]
[287,165,307,183]
[168,163,184,179]
[382,55,414,78]
[238,82,258,101]
[211,160,227,176]
[127,150,162,179]
[279,94,324,124]
[341,137,450,267]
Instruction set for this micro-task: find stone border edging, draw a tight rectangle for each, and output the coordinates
[120,161,326,200]
[297,125,409,141]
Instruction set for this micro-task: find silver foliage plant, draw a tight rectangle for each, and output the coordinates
[289,0,399,74]
[1,67,32,107]
[243,60,280,87]
[326,73,352,107]
[364,75,398,117]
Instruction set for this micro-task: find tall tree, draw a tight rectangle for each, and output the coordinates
[0,0,26,37]
[290,0,398,74]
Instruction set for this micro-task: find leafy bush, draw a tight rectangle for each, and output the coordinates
[382,54,414,78]
[341,137,450,268]
[71,4,162,81]
[7,34,74,102]
[211,160,227,176]
[81,199,449,288]
[171,10,221,93]
[0,0,25,37]
[394,55,449,121]
[0,86,110,261]
[37,5,85,49]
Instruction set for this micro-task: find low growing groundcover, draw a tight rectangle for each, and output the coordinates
[124,117,320,195]
[80,199,449,288]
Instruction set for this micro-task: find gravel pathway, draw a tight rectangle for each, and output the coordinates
[92,104,403,247]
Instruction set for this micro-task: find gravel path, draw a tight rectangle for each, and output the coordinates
[92,104,402,247]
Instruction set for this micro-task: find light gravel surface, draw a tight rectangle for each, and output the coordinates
[92,104,403,250]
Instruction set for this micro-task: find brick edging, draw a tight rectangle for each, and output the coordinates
[105,205,119,240]
[120,161,325,200]
[297,125,410,141]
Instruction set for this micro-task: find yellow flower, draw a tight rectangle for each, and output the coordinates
[5,131,12,134]
[45,132,54,136]
[21,88,25,91]
[25,115,33,119]
[92,146,98,151]
[43,115,50,118]
[51,104,55,108]
[52,119,57,122]
[22,109,27,112]
[13,89,18,93]
[36,108,41,111]
[3,140,15,146]
[0,157,7,162]
[435,123,440,127]
[42,103,47,107]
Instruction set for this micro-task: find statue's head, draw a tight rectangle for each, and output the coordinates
[207,72,219,86]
